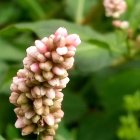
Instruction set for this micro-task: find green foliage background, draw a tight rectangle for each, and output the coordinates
[0,0,140,140]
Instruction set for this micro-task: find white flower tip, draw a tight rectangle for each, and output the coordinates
[66,34,81,46]
[15,118,24,128]
[30,63,40,73]
[55,27,68,37]
[56,47,68,55]
[44,114,55,126]
[35,40,47,53]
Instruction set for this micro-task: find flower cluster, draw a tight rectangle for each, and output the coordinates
[103,0,127,18]
[9,27,81,137]
[112,20,129,29]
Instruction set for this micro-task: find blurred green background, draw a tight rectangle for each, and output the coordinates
[1,0,140,140]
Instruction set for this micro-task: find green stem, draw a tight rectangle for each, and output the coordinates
[75,0,85,24]
[37,134,53,140]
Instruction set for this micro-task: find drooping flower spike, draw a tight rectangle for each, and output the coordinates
[103,0,127,18]
[9,27,81,139]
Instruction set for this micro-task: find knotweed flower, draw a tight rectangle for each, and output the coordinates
[112,20,129,29]
[9,27,81,139]
[103,0,127,18]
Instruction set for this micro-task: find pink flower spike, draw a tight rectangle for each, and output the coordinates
[55,27,68,37]
[35,40,47,53]
[30,63,40,73]
[66,34,81,46]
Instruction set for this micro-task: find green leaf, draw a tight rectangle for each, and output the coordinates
[0,95,15,134]
[56,123,75,140]
[78,113,118,140]
[6,124,20,140]
[0,38,24,61]
[75,41,112,73]
[0,135,6,140]
[63,90,87,124]
[0,20,107,42]
[0,65,20,93]
[94,68,140,113]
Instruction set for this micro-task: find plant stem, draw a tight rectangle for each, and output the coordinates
[37,134,53,140]
[75,0,85,24]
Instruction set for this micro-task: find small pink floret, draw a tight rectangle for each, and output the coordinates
[55,27,68,37]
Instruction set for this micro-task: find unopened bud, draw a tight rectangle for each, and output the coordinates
[66,34,81,46]
[17,94,28,105]
[43,71,54,80]
[46,88,55,99]
[39,61,53,71]
[34,98,43,109]
[52,51,64,63]
[22,125,35,136]
[44,114,55,126]
[35,40,47,53]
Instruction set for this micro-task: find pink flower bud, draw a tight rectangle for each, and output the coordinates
[30,63,40,73]
[37,54,46,62]
[52,66,66,76]
[41,37,48,44]
[62,57,74,69]
[56,47,68,55]
[32,115,40,123]
[43,97,53,106]
[43,106,50,115]
[15,118,25,128]
[22,125,35,136]
[26,46,39,58]
[48,78,60,87]
[55,92,64,99]
[54,35,66,47]
[43,71,54,80]
[44,114,55,126]
[46,88,55,99]
[35,74,44,82]
[9,92,19,104]
[55,118,61,123]
[39,61,53,71]
[35,107,43,115]
[53,110,64,118]
[17,82,29,92]
[25,111,35,119]
[52,51,64,63]
[33,98,43,109]
[55,27,67,37]
[35,40,48,53]
[66,34,81,46]
[17,94,28,105]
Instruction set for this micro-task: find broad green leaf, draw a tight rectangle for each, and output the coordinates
[0,20,128,72]
[56,123,75,140]
[6,124,20,140]
[94,68,140,113]
[128,0,140,28]
[0,65,20,93]
[0,95,15,134]
[0,135,5,140]
[0,38,24,61]
[0,20,106,42]
[78,113,118,140]
[63,90,87,124]
[75,42,112,73]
